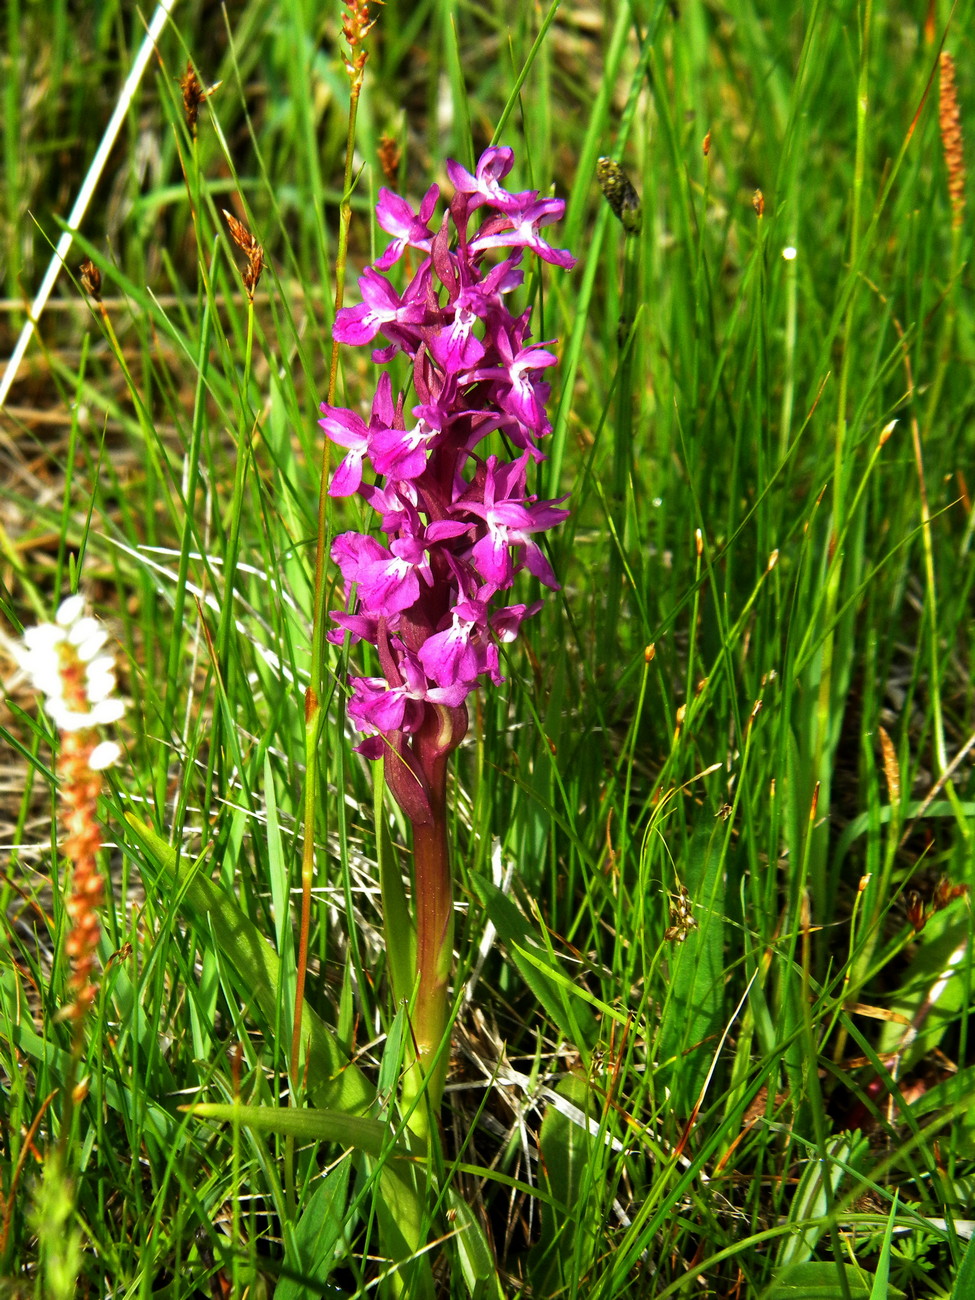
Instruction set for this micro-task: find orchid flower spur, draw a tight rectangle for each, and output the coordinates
[322,145,574,1122]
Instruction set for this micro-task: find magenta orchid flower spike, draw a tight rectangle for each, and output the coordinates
[323,145,574,824]
[321,145,573,1116]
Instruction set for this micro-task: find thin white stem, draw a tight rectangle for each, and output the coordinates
[0,0,178,410]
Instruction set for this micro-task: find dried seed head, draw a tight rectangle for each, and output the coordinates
[905,890,926,932]
[179,62,219,139]
[877,724,900,804]
[752,188,765,219]
[939,52,967,230]
[596,157,642,234]
[933,877,969,910]
[180,62,204,137]
[223,210,265,301]
[79,259,102,302]
[702,131,711,157]
[378,134,401,185]
[664,883,698,943]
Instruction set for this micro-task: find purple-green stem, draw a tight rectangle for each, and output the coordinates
[404,767,455,1128]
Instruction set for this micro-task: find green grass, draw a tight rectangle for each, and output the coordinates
[3,0,975,1295]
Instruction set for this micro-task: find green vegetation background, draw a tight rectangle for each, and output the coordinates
[2,0,975,1296]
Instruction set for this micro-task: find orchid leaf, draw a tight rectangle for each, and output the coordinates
[190,1104,434,1298]
[185,1102,421,1159]
[446,1188,504,1299]
[529,1074,601,1292]
[765,1261,904,1298]
[276,1154,353,1300]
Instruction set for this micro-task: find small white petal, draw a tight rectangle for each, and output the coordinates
[23,623,65,653]
[67,617,101,649]
[86,669,117,703]
[75,629,110,662]
[33,669,68,699]
[782,245,797,261]
[56,595,87,627]
[20,644,60,675]
[90,698,126,725]
[89,741,122,771]
[48,704,95,732]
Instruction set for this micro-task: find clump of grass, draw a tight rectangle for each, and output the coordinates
[2,2,975,1296]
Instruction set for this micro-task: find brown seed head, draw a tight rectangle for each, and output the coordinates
[180,62,204,137]
[752,188,765,219]
[80,259,102,302]
[379,135,401,185]
[905,890,926,932]
[939,52,967,230]
[702,130,711,157]
[223,210,265,301]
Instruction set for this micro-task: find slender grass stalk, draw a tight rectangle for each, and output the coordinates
[596,158,643,666]
[810,0,873,926]
[291,0,376,1092]
[0,0,178,409]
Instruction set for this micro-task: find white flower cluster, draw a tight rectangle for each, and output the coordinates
[19,595,125,770]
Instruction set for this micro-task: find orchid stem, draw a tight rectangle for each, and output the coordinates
[407,807,454,1131]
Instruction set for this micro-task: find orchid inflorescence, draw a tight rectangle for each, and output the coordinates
[322,146,574,824]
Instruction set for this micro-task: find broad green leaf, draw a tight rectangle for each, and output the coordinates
[445,1188,504,1300]
[777,1132,869,1266]
[904,1064,975,1160]
[124,813,374,1114]
[184,1102,419,1157]
[950,1232,975,1299]
[277,1154,353,1300]
[190,1103,433,1299]
[877,909,971,1070]
[765,1260,904,1299]
[529,1075,603,1293]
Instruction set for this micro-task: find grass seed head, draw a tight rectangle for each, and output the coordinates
[939,52,967,230]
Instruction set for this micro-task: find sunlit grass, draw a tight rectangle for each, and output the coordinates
[2,1,975,1296]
